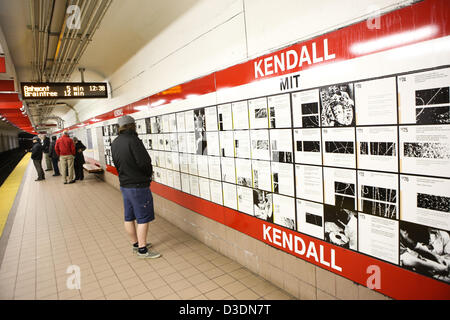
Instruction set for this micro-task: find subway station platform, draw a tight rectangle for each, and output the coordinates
[0,156,295,300]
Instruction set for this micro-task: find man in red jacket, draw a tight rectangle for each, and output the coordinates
[55,131,76,184]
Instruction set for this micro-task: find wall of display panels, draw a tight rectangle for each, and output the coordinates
[102,65,450,286]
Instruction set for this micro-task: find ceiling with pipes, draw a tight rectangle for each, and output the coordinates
[0,0,199,134]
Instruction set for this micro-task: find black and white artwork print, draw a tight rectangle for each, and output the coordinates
[320,83,355,126]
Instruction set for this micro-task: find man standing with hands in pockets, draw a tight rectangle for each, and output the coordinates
[111,115,161,259]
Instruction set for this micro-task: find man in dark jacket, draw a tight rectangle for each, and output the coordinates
[42,135,52,171]
[73,137,86,180]
[49,136,60,176]
[31,136,45,181]
[111,115,160,259]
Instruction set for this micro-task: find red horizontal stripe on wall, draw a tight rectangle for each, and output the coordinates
[105,163,450,300]
[0,57,5,73]
[215,0,450,89]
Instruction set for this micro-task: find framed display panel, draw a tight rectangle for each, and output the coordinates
[98,0,450,298]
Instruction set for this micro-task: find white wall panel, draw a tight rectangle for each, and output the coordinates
[243,0,409,57]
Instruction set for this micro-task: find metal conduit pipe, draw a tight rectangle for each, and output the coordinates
[29,0,37,81]
[64,0,103,80]
[51,0,84,81]
[65,0,112,81]
[55,0,89,81]
[47,0,68,81]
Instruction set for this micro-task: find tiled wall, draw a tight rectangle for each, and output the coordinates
[101,170,390,300]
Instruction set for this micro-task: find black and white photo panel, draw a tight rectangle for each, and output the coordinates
[399,220,450,284]
[210,180,224,205]
[249,97,269,129]
[151,116,162,134]
[400,175,450,231]
[173,171,181,190]
[223,182,238,210]
[358,213,399,264]
[324,204,358,250]
[166,169,174,188]
[398,67,450,125]
[194,108,206,132]
[171,152,180,172]
[181,173,190,194]
[296,199,324,240]
[293,128,322,166]
[176,112,186,133]
[169,113,177,133]
[270,129,293,163]
[323,167,357,210]
[185,110,195,132]
[221,157,236,184]
[250,129,271,161]
[169,133,178,152]
[197,155,209,178]
[357,171,399,220]
[354,77,397,126]
[205,106,219,131]
[219,131,235,157]
[237,185,254,216]
[232,100,250,130]
[322,127,356,168]
[268,93,292,128]
[186,132,196,154]
[189,175,200,198]
[320,83,355,127]
[235,158,253,188]
[179,153,189,173]
[162,115,170,133]
[295,164,323,203]
[252,160,272,192]
[273,194,296,230]
[208,156,222,181]
[356,126,398,172]
[217,103,233,131]
[234,130,251,159]
[136,118,146,135]
[206,132,220,156]
[399,125,450,178]
[199,177,211,201]
[271,162,295,197]
[178,133,188,153]
[292,88,321,128]
[194,108,207,155]
[253,190,273,223]
[164,152,172,170]
[188,153,198,176]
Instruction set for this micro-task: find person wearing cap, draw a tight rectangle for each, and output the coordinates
[111,115,160,259]
[55,131,76,184]
[31,136,45,181]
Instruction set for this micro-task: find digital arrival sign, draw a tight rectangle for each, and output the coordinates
[20,82,108,99]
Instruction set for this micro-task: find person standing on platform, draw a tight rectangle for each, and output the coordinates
[31,136,45,181]
[49,136,60,176]
[73,137,86,181]
[42,134,52,171]
[55,131,76,184]
[111,115,161,259]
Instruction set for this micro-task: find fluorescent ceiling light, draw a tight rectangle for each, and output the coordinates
[350,25,438,55]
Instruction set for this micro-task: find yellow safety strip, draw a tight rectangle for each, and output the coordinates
[0,153,30,237]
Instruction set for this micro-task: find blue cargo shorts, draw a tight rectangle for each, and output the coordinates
[120,187,155,224]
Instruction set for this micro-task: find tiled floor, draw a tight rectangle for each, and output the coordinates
[0,161,295,300]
